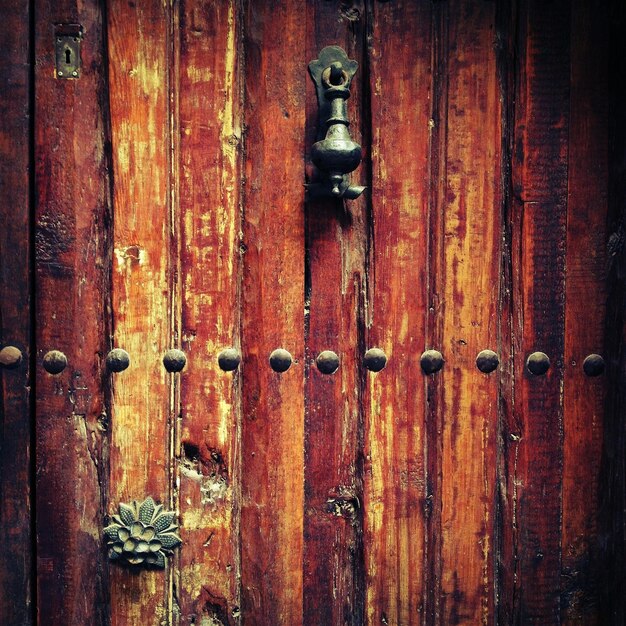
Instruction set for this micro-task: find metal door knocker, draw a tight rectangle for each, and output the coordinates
[308,46,365,200]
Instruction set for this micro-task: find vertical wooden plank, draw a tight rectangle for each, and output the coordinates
[0,1,32,624]
[240,0,306,622]
[177,0,243,623]
[34,0,112,623]
[508,1,570,622]
[106,0,173,623]
[303,3,366,625]
[436,2,502,623]
[364,1,432,624]
[599,1,626,622]
[561,1,608,622]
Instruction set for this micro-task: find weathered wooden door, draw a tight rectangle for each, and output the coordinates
[1,0,625,624]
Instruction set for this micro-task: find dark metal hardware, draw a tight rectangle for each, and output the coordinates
[106,348,130,373]
[42,350,67,374]
[316,350,340,374]
[163,349,186,373]
[308,46,365,200]
[476,349,499,374]
[55,25,82,79]
[526,351,550,376]
[582,353,605,377]
[363,348,387,372]
[420,349,444,375]
[269,348,292,373]
[104,497,182,569]
[218,348,241,372]
[0,346,22,369]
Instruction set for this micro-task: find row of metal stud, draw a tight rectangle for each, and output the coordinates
[0,344,605,378]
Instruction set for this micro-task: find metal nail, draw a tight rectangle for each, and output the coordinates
[526,351,550,376]
[582,353,605,377]
[420,349,444,375]
[0,345,23,369]
[218,348,241,372]
[43,350,68,375]
[106,348,130,373]
[476,349,499,374]
[316,350,340,375]
[269,348,292,373]
[363,347,387,372]
[163,349,186,373]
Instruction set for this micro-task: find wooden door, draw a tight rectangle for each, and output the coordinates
[1,1,625,624]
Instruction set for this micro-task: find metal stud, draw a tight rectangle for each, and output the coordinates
[582,353,605,377]
[526,351,550,376]
[218,348,241,372]
[420,349,444,375]
[316,350,340,375]
[269,348,292,373]
[363,347,387,372]
[476,349,499,374]
[106,348,130,373]
[0,346,23,369]
[43,350,67,374]
[162,349,186,373]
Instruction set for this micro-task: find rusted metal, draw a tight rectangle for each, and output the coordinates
[0,346,22,369]
[420,349,444,375]
[307,46,365,200]
[315,350,339,374]
[106,348,130,373]
[363,348,387,372]
[54,25,82,79]
[42,350,67,374]
[162,349,186,373]
[269,348,292,373]
[217,348,241,372]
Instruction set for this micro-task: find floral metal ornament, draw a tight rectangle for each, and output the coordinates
[104,497,182,568]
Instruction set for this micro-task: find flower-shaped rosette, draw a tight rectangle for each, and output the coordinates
[104,497,182,568]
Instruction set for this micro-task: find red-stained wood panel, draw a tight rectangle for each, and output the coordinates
[177,1,243,623]
[302,3,367,625]
[240,1,306,623]
[507,1,570,622]
[561,0,608,622]
[34,1,112,623]
[435,2,502,623]
[364,1,432,624]
[0,2,32,625]
[106,1,173,623]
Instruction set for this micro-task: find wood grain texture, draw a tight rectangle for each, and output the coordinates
[34,1,112,623]
[507,1,570,622]
[364,1,431,623]
[0,1,32,624]
[177,1,243,623]
[302,3,366,625]
[106,0,173,623]
[599,1,626,623]
[240,1,306,623]
[561,0,608,622]
[436,2,502,623]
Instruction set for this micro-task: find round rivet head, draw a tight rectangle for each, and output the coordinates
[218,348,241,372]
[269,348,292,373]
[526,351,550,376]
[583,353,605,377]
[363,348,387,372]
[476,349,499,374]
[43,350,67,375]
[420,349,444,375]
[0,346,23,369]
[163,349,186,373]
[106,348,130,373]
[316,350,340,375]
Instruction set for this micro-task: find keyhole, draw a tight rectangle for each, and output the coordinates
[65,48,71,65]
